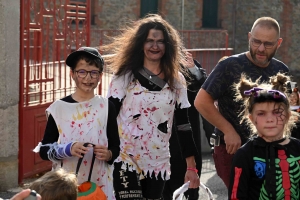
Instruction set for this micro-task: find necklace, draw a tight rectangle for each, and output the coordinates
[143,67,162,79]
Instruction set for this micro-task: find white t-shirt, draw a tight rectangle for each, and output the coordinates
[107,72,190,180]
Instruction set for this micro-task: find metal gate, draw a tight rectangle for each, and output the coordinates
[19,0,90,182]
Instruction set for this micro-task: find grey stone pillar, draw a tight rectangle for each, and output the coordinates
[0,0,20,191]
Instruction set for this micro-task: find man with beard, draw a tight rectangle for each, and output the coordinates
[194,17,289,189]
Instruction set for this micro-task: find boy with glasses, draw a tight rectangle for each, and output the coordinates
[34,47,120,199]
[194,17,289,189]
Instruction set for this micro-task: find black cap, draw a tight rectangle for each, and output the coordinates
[66,47,104,67]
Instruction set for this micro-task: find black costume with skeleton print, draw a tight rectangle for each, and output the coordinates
[229,136,300,199]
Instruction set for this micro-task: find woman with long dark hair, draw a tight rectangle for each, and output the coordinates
[103,14,200,199]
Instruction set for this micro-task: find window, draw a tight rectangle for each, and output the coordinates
[140,0,158,18]
[69,0,87,26]
[202,0,218,28]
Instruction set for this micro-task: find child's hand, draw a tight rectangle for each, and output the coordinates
[10,189,42,200]
[71,142,92,158]
[94,145,112,161]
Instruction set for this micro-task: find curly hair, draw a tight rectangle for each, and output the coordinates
[234,72,297,137]
[101,14,185,89]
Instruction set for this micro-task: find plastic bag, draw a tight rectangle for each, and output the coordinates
[172,181,214,200]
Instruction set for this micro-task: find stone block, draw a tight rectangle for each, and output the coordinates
[0,105,19,158]
[0,157,18,191]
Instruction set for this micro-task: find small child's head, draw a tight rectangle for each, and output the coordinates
[66,47,104,72]
[29,169,78,200]
[286,81,300,106]
[235,73,295,140]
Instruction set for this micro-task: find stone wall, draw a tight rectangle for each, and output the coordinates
[93,0,204,30]
[91,0,300,79]
[90,0,227,49]
[160,0,203,30]
[93,0,140,29]
[0,0,20,191]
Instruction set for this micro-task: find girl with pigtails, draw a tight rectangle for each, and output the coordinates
[228,73,300,200]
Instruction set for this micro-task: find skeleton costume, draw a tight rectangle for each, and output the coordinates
[229,136,300,200]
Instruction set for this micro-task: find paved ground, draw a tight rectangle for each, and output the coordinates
[0,153,228,200]
[0,176,39,199]
[198,153,227,200]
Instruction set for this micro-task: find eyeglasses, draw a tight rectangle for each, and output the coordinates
[145,39,165,47]
[251,38,278,49]
[75,69,101,79]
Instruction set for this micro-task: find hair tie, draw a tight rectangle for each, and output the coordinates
[244,87,263,97]
[244,87,286,99]
[267,90,286,99]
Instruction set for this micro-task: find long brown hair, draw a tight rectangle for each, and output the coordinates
[101,14,184,89]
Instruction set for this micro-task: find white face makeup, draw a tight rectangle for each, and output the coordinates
[143,29,165,63]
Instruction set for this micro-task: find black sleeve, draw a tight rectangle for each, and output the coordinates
[174,105,198,158]
[39,114,59,160]
[228,148,250,200]
[106,100,120,165]
[186,59,207,92]
[108,96,123,116]
[39,95,74,161]
[194,59,207,85]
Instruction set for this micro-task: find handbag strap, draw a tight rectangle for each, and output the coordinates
[75,143,96,182]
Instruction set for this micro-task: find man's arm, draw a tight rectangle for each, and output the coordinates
[194,88,241,154]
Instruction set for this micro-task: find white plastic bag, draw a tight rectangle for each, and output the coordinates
[172,181,214,200]
[172,181,190,200]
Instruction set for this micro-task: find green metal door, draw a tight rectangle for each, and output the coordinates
[140,0,158,18]
[202,0,218,28]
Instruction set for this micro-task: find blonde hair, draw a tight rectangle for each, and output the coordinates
[30,169,78,200]
[218,56,229,63]
[234,72,297,137]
